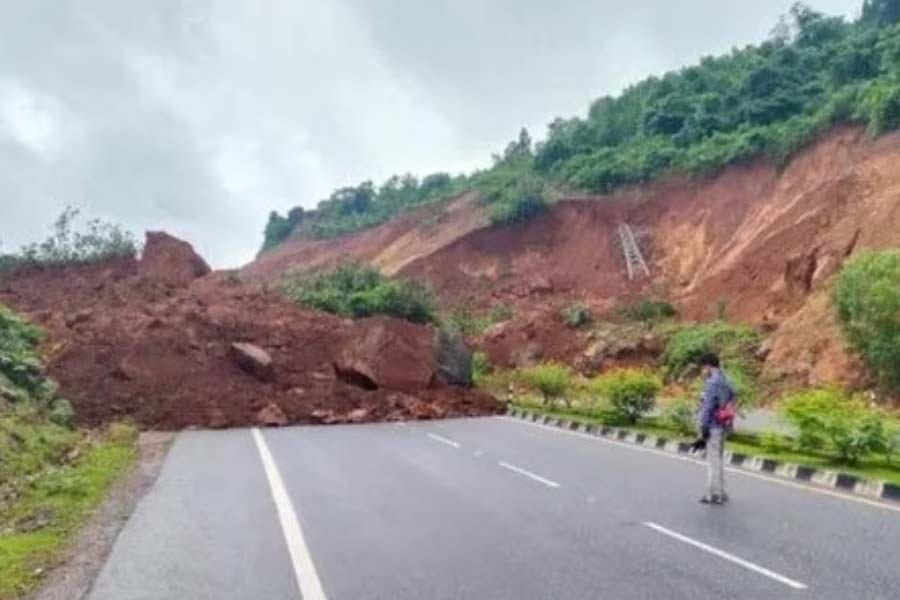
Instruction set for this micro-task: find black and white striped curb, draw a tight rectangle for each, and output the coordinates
[506,407,900,504]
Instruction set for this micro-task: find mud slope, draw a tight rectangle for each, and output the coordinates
[0,233,500,429]
[245,127,900,388]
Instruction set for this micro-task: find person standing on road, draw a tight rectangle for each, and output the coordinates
[696,352,736,505]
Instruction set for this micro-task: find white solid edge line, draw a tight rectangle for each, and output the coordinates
[498,461,561,488]
[252,429,328,600]
[644,522,808,590]
[497,416,900,514]
[426,432,462,449]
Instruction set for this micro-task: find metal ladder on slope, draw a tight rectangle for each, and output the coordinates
[616,223,650,281]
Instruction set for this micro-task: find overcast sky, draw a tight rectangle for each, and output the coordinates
[0,0,860,268]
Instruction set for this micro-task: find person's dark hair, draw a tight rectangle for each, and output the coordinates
[699,352,720,368]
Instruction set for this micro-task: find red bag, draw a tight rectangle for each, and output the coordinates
[715,402,736,427]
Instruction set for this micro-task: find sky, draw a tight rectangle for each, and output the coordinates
[0,0,860,268]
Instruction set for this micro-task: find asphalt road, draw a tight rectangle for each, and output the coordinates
[87,417,900,600]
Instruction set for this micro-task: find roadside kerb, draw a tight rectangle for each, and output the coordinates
[506,406,900,504]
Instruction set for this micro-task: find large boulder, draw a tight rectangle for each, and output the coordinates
[335,317,436,392]
[139,232,210,288]
[229,343,275,382]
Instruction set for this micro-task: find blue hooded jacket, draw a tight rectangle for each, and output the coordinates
[697,368,736,431]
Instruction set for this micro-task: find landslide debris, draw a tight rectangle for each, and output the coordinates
[0,233,501,429]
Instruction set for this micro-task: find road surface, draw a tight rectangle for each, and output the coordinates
[87,417,900,600]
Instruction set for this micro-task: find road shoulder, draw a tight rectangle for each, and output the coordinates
[30,432,174,600]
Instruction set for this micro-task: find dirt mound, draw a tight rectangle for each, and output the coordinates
[479,306,662,374]
[0,234,501,429]
[244,126,900,390]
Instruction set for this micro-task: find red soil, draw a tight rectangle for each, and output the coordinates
[245,126,900,389]
[0,233,501,429]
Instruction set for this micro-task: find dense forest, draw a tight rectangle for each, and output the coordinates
[261,0,900,253]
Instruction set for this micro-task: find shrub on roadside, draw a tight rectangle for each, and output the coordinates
[663,396,697,436]
[0,304,47,399]
[560,303,593,328]
[48,399,75,428]
[833,250,900,391]
[661,322,762,380]
[885,420,900,466]
[281,263,435,324]
[521,362,573,409]
[779,388,888,465]
[759,431,792,454]
[592,369,661,425]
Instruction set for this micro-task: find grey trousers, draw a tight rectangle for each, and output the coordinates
[706,428,726,498]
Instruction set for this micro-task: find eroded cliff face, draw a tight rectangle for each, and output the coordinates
[245,126,900,390]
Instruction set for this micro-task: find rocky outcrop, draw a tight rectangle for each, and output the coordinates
[139,231,210,288]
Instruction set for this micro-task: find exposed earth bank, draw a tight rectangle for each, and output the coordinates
[0,233,501,430]
[245,126,900,391]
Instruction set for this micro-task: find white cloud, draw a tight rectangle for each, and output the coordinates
[0,0,862,268]
[0,82,69,160]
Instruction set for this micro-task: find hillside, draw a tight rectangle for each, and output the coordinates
[245,125,900,391]
[246,3,900,395]
[259,2,900,253]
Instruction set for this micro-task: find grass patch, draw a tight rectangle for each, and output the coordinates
[509,402,900,487]
[0,424,137,599]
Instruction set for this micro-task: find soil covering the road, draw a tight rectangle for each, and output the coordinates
[0,233,501,430]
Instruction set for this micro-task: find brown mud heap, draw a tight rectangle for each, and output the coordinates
[0,233,501,429]
[246,126,900,391]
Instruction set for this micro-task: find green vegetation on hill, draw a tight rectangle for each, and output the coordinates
[261,1,900,251]
[0,208,138,273]
[261,172,469,250]
[535,1,900,191]
[281,263,436,324]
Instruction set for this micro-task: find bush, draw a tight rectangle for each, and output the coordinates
[561,303,593,328]
[0,304,46,397]
[592,369,661,425]
[619,298,677,323]
[434,326,473,387]
[521,362,573,409]
[661,322,762,380]
[759,431,792,453]
[281,263,435,324]
[779,388,888,465]
[48,399,76,428]
[106,421,139,445]
[472,351,491,384]
[445,302,513,336]
[1,207,138,272]
[486,176,548,225]
[885,420,900,466]
[833,250,900,391]
[663,396,697,436]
